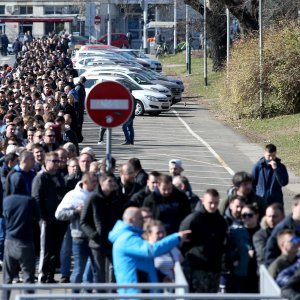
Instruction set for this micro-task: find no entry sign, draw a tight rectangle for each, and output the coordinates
[86,81,133,128]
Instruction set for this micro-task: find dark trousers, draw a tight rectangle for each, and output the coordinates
[190,269,220,293]
[122,118,134,144]
[38,220,67,282]
[3,239,35,300]
[98,127,106,142]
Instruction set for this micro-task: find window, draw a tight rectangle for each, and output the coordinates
[0,5,5,14]
[44,5,80,15]
[19,6,33,14]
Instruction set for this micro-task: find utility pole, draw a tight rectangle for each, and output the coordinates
[185,5,191,75]
[107,0,111,45]
[143,0,148,53]
[174,0,177,53]
[259,0,264,118]
[226,7,230,71]
[203,0,208,86]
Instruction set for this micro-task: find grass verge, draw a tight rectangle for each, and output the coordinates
[231,115,300,176]
[160,52,300,176]
[160,52,221,100]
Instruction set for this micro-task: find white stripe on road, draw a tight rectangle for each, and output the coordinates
[172,108,235,176]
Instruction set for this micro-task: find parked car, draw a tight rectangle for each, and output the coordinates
[114,49,162,72]
[86,65,181,104]
[98,33,129,48]
[74,75,170,116]
[82,69,172,101]
[69,36,89,50]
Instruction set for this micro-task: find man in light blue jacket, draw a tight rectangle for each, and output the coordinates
[109,207,190,294]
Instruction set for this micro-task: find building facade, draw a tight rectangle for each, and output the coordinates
[0,0,200,47]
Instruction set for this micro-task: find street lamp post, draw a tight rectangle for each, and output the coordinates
[174,0,177,53]
[259,0,264,118]
[203,0,208,86]
[143,0,148,53]
[107,0,111,46]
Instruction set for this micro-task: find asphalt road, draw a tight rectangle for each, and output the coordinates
[82,101,254,200]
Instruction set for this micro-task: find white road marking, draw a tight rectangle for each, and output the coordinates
[172,108,235,176]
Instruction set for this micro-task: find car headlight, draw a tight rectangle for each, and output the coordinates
[145,95,159,101]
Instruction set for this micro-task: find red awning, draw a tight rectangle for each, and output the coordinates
[0,17,73,23]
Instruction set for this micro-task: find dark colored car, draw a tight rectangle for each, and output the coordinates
[98,33,129,48]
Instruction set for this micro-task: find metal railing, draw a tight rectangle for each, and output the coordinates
[15,294,284,300]
[259,264,282,296]
[1,263,284,300]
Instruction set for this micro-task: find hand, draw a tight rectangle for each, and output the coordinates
[248,249,255,258]
[178,230,192,241]
[75,204,84,213]
[269,160,277,170]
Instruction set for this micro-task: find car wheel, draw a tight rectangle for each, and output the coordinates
[148,112,161,116]
[135,100,145,116]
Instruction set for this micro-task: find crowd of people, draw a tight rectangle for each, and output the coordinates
[0,33,299,300]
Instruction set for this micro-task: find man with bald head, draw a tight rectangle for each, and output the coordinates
[109,207,191,294]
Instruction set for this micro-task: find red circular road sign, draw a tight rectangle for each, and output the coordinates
[86,81,133,128]
[94,16,101,25]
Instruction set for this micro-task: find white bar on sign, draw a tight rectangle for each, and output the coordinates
[90,99,129,110]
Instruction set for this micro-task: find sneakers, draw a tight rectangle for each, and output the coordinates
[60,276,70,283]
[97,141,105,145]
[121,141,131,145]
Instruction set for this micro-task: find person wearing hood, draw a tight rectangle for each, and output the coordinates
[80,172,123,283]
[6,150,36,196]
[252,144,289,206]
[55,172,97,288]
[224,195,246,227]
[253,203,285,267]
[108,206,190,294]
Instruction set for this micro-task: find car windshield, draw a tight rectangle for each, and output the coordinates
[116,79,143,91]
[131,51,148,59]
[129,73,153,85]
[116,51,135,60]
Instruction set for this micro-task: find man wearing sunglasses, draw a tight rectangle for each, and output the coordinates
[32,151,67,283]
[43,129,58,153]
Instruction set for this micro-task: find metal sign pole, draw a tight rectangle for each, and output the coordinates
[105,128,112,172]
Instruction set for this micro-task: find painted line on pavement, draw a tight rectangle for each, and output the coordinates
[172,108,235,176]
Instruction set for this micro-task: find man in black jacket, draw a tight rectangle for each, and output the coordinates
[143,174,190,234]
[32,151,67,283]
[265,195,300,266]
[128,157,148,187]
[131,171,160,207]
[3,194,40,299]
[253,203,284,267]
[80,172,124,282]
[74,76,86,142]
[179,189,227,292]
[118,162,143,206]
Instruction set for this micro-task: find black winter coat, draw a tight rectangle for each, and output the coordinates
[143,187,191,234]
[31,170,66,223]
[80,187,124,255]
[179,205,228,272]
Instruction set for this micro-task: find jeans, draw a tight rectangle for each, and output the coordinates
[122,118,134,144]
[60,226,72,278]
[71,239,91,283]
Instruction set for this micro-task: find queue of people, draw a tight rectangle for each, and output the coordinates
[0,32,298,300]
